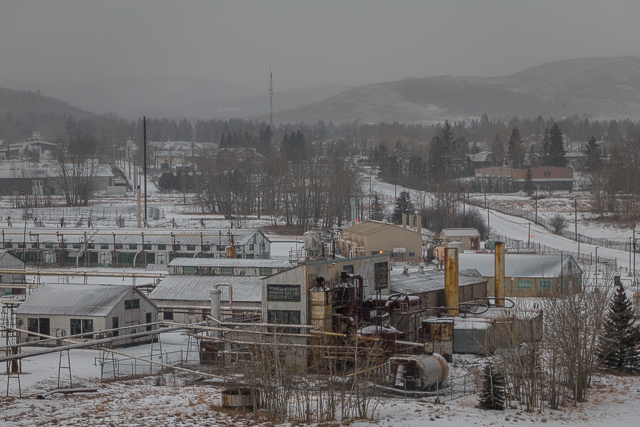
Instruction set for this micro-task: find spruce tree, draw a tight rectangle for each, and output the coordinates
[584,136,602,172]
[542,123,567,167]
[598,280,640,372]
[478,361,506,410]
[392,190,414,224]
[524,168,534,197]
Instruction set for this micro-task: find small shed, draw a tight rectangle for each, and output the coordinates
[439,229,481,251]
[15,284,158,346]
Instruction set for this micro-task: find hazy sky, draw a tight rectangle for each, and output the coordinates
[3,0,640,91]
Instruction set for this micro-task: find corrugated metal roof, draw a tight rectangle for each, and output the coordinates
[390,269,486,295]
[344,220,418,237]
[13,228,266,246]
[15,284,132,316]
[149,275,263,303]
[458,254,582,278]
[441,228,480,238]
[168,258,293,268]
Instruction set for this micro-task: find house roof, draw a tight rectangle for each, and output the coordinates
[458,254,582,279]
[344,220,419,237]
[15,284,146,317]
[149,275,263,303]
[441,228,480,238]
[390,268,486,295]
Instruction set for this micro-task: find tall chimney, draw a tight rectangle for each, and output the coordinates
[417,215,422,234]
[444,247,459,315]
[495,241,505,307]
[210,285,222,338]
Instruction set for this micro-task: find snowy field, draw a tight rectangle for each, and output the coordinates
[1,173,639,425]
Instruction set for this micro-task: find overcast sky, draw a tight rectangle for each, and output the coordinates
[2,0,640,92]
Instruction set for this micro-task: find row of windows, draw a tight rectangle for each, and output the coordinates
[515,276,581,290]
[267,310,301,333]
[4,243,256,252]
[267,284,301,302]
[124,299,141,310]
[180,266,273,276]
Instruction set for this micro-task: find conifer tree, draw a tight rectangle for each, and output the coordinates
[392,190,414,224]
[524,168,534,197]
[598,280,640,372]
[478,361,506,410]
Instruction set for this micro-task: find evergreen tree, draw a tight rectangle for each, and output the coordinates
[598,280,640,372]
[392,190,414,224]
[584,136,602,172]
[524,168,534,197]
[542,123,567,167]
[507,126,524,168]
[370,192,384,221]
[478,362,506,410]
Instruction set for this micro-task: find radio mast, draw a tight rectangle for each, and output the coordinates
[269,66,274,147]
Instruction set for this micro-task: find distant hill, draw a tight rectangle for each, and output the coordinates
[0,75,352,121]
[0,87,95,119]
[263,57,640,124]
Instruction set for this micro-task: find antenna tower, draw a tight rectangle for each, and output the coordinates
[269,67,274,146]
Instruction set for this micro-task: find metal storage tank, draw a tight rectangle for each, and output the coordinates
[309,277,332,331]
[421,317,454,361]
[391,354,449,390]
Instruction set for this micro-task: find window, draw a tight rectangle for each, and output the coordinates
[173,244,181,251]
[87,243,95,249]
[409,252,415,257]
[82,319,93,336]
[73,243,81,249]
[249,244,254,251]
[202,245,210,251]
[374,262,389,290]
[115,243,123,249]
[45,242,53,249]
[164,310,174,320]
[217,245,225,252]
[129,244,137,250]
[544,172,551,177]
[5,242,12,248]
[112,317,119,337]
[267,284,301,301]
[259,267,273,276]
[187,244,196,251]
[146,313,153,331]
[267,310,300,333]
[28,318,38,336]
[221,267,234,275]
[125,299,141,310]
[574,275,581,287]
[158,244,167,250]
[101,243,109,250]
[143,244,152,250]
[538,279,553,290]
[31,243,38,248]
[18,242,25,248]
[183,266,195,275]
[70,319,81,335]
[70,318,93,337]
[517,280,531,289]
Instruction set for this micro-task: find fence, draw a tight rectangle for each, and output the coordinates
[468,199,634,255]
[99,348,200,381]
[21,206,161,223]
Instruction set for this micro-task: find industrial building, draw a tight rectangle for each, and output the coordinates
[0,228,272,267]
[439,228,481,251]
[459,252,582,297]
[0,250,26,295]
[15,284,159,346]
[338,218,423,260]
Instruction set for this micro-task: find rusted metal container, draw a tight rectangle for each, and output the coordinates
[309,288,332,331]
[421,318,454,361]
[391,353,449,390]
[221,388,256,410]
[444,247,459,315]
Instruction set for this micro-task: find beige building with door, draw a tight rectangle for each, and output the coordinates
[338,219,423,261]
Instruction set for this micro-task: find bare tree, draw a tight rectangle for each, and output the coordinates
[53,134,101,206]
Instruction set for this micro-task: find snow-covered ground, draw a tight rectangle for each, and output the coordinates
[1,173,639,425]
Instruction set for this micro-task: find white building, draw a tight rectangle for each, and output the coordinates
[15,284,159,346]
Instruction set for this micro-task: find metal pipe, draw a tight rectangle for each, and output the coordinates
[444,247,459,315]
[0,269,166,278]
[495,241,505,306]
